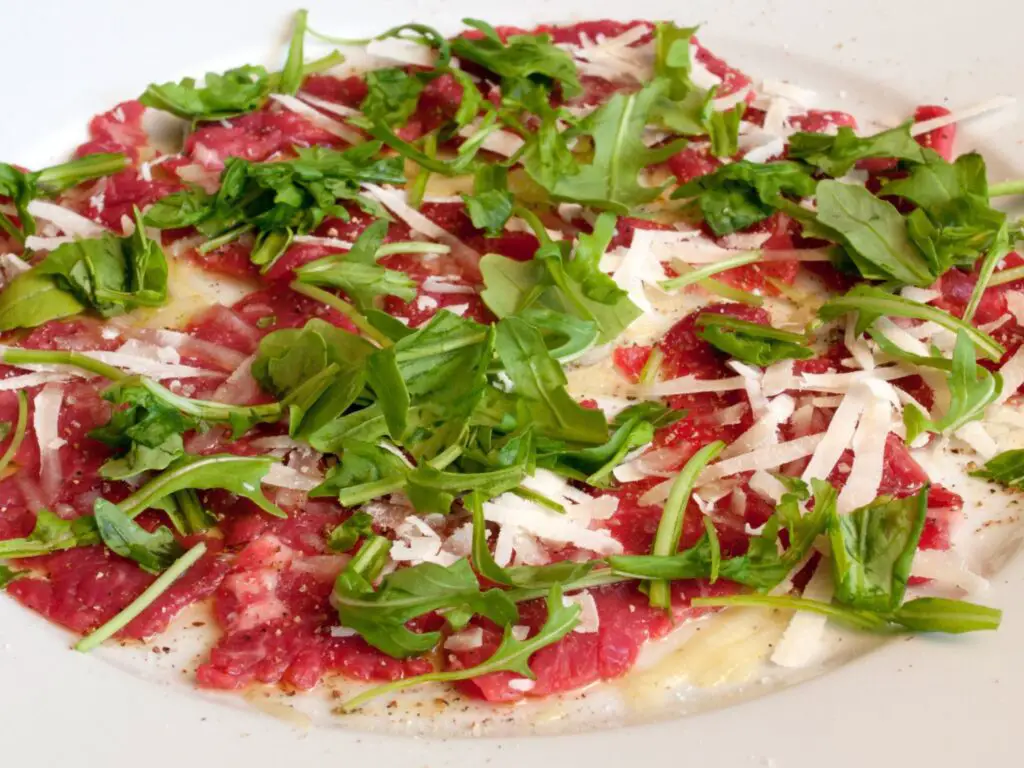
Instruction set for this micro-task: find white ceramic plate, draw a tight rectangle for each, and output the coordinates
[2,0,1023,765]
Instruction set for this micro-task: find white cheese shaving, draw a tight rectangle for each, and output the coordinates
[26,200,105,238]
[909,96,1016,136]
[910,549,989,595]
[954,421,999,459]
[645,375,748,397]
[801,384,867,482]
[771,561,834,668]
[0,372,74,390]
[567,26,653,83]
[900,286,941,304]
[977,313,1011,334]
[33,384,64,501]
[836,394,892,513]
[693,433,826,487]
[297,92,362,118]
[420,276,478,295]
[507,678,536,692]
[759,80,817,108]
[748,470,788,503]
[609,236,669,314]
[291,235,354,249]
[564,591,601,633]
[483,490,623,556]
[366,37,436,67]
[457,122,525,157]
[443,627,484,651]
[990,345,1024,409]
[1004,290,1024,325]
[262,463,322,491]
[361,184,479,258]
[268,93,364,144]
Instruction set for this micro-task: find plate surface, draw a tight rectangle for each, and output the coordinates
[1,0,1022,765]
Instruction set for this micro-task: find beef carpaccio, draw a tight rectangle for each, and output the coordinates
[0,11,1015,715]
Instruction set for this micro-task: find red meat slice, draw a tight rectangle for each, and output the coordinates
[913,105,956,161]
[613,345,653,382]
[185,107,343,171]
[83,169,181,231]
[787,110,858,134]
[195,535,431,690]
[449,580,737,702]
[74,100,149,162]
[300,74,368,108]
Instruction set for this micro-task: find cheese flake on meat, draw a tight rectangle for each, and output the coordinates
[33,384,65,501]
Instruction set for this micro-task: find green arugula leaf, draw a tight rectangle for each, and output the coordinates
[706,99,745,158]
[523,80,686,213]
[327,512,375,553]
[140,66,272,121]
[276,9,309,96]
[691,593,1001,634]
[971,448,1024,488]
[903,331,1002,443]
[647,440,725,608]
[673,160,817,236]
[882,150,989,209]
[295,220,417,307]
[338,585,579,711]
[495,316,608,445]
[788,122,927,177]
[312,440,410,505]
[818,284,1004,361]
[696,313,814,366]
[829,488,927,612]
[333,554,518,658]
[0,154,127,239]
[0,565,23,590]
[252,317,374,439]
[117,454,285,520]
[812,180,935,286]
[452,19,582,98]
[163,490,216,537]
[0,509,100,558]
[361,67,424,127]
[462,164,514,237]
[145,144,404,270]
[0,210,169,330]
[653,22,699,98]
[93,498,184,574]
[90,379,197,479]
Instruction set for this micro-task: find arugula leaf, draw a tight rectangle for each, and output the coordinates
[93,498,184,574]
[469,492,594,588]
[903,331,1002,443]
[538,416,655,486]
[788,122,927,177]
[971,449,1024,488]
[117,454,285,520]
[829,488,927,612]
[312,440,410,505]
[691,593,1001,635]
[276,8,309,96]
[653,22,699,98]
[338,585,579,711]
[0,154,127,239]
[252,317,374,438]
[523,80,685,213]
[610,479,838,591]
[327,512,375,553]
[818,284,1004,361]
[295,220,417,307]
[0,565,22,590]
[494,316,608,445]
[361,67,424,127]
[145,144,404,270]
[90,379,197,479]
[673,160,817,235]
[452,20,582,98]
[333,555,518,658]
[647,440,725,608]
[140,66,272,121]
[0,211,168,330]
[706,99,745,158]
[405,459,529,515]
[462,164,514,237]
[882,151,989,209]
[0,509,100,558]
[812,180,935,286]
[481,213,641,343]
[696,313,814,366]
[163,490,216,537]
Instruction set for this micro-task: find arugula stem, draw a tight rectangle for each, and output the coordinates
[1,348,127,381]
[137,378,283,425]
[394,332,489,361]
[336,477,408,507]
[638,346,663,385]
[427,444,463,470]
[406,133,437,209]
[690,594,895,633]
[963,224,1011,323]
[197,224,253,254]
[649,440,725,610]
[276,9,309,95]
[0,391,29,478]
[513,486,566,513]
[698,276,765,306]
[349,535,392,582]
[659,251,761,292]
[35,153,129,194]
[289,281,393,347]
[503,568,630,603]
[75,542,207,652]
[988,179,1024,197]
